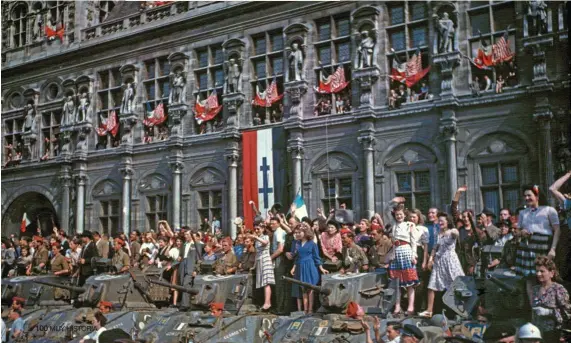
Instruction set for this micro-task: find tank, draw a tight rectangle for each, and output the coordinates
[25,268,172,343]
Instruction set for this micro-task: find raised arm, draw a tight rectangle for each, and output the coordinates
[451,185,467,221]
[549,171,571,204]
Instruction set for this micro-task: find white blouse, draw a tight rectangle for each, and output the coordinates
[518,206,559,236]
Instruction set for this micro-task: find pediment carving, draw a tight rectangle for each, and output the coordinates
[190,168,225,186]
[312,152,357,174]
[468,134,527,158]
[385,144,437,167]
[139,173,170,192]
[93,179,121,197]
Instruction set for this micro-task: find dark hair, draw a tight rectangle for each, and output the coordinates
[269,217,280,224]
[301,217,312,227]
[391,203,409,219]
[131,230,141,237]
[522,184,547,206]
[387,322,401,330]
[499,208,511,215]
[437,212,453,229]
[93,311,107,326]
[12,309,22,316]
[326,220,340,230]
[535,256,559,280]
[461,210,476,229]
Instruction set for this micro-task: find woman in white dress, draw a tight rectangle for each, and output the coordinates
[419,212,464,317]
[247,225,274,311]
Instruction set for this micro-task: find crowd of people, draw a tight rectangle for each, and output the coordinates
[1,172,570,342]
[314,93,352,116]
[388,82,430,110]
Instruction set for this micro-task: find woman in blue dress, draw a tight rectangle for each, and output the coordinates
[289,225,329,314]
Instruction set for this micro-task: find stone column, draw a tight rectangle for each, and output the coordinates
[358,134,375,219]
[225,150,239,239]
[535,106,554,198]
[433,52,461,99]
[353,67,380,108]
[59,165,72,233]
[169,161,184,230]
[287,145,304,196]
[75,174,87,234]
[440,122,459,197]
[120,167,134,235]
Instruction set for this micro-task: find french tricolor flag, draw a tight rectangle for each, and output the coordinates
[242,127,289,230]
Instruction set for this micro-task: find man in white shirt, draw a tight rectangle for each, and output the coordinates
[80,311,107,343]
[270,217,287,314]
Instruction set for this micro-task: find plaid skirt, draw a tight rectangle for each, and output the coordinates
[515,234,552,278]
[389,244,419,288]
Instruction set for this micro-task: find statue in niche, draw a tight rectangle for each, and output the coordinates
[32,11,43,42]
[526,0,547,35]
[76,92,93,124]
[357,30,376,68]
[224,57,242,94]
[288,42,304,81]
[62,95,76,126]
[23,102,37,134]
[434,12,455,53]
[169,70,186,104]
[121,82,134,114]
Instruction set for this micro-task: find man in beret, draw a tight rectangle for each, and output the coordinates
[210,302,224,317]
[79,231,100,286]
[346,301,365,320]
[98,301,113,314]
[213,237,237,275]
[111,238,130,274]
[28,236,49,275]
[11,297,25,312]
[340,231,368,274]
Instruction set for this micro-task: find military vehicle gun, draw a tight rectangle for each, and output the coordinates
[283,272,399,315]
[1,275,74,308]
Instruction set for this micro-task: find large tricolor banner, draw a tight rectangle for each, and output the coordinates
[242,127,288,230]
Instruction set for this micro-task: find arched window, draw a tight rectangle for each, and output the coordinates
[138,174,170,230]
[92,179,122,237]
[189,168,225,230]
[311,152,358,214]
[11,4,27,47]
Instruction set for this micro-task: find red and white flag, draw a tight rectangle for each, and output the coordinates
[473,35,513,69]
[21,212,30,233]
[195,90,223,124]
[143,103,166,127]
[107,110,119,137]
[46,23,65,41]
[315,66,350,94]
[390,50,430,88]
[253,77,284,107]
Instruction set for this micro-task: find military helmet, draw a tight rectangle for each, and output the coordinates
[517,323,542,340]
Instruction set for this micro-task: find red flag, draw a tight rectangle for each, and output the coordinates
[473,36,513,69]
[107,110,119,137]
[195,90,222,124]
[253,78,283,107]
[315,66,349,94]
[492,36,514,64]
[45,24,65,41]
[96,116,108,136]
[389,51,430,88]
[21,213,30,233]
[143,103,166,127]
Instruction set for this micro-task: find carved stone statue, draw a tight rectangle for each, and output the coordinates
[435,12,455,53]
[169,71,186,104]
[527,0,547,35]
[121,82,134,114]
[288,42,304,81]
[224,58,242,94]
[32,11,42,42]
[357,30,376,68]
[23,102,37,134]
[62,95,76,126]
[76,92,93,124]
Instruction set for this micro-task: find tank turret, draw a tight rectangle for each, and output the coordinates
[187,273,253,314]
[284,272,399,315]
[2,275,74,308]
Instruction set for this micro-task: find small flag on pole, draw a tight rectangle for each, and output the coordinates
[289,192,308,221]
[21,212,30,233]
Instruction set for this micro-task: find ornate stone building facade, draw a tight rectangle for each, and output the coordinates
[1,1,569,238]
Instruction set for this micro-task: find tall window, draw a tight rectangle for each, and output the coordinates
[146,195,168,230]
[314,14,352,116]
[40,110,62,160]
[11,4,27,48]
[47,1,72,43]
[194,45,224,134]
[2,117,24,166]
[143,57,170,142]
[321,177,352,214]
[468,1,517,89]
[99,200,120,236]
[97,68,122,149]
[395,170,431,214]
[250,30,284,125]
[480,163,520,215]
[197,190,222,223]
[386,1,430,105]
